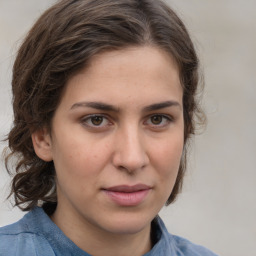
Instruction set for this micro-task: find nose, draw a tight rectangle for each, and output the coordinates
[112,125,149,173]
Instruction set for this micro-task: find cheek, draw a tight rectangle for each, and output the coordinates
[151,137,183,179]
[147,136,184,206]
[53,142,110,201]
[53,136,111,180]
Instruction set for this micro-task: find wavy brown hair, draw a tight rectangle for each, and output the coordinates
[5,0,204,213]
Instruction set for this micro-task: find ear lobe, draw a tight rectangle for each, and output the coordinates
[32,128,53,162]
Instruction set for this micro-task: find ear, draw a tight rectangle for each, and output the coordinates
[31,128,53,162]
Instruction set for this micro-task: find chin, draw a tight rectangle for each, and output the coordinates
[100,212,154,235]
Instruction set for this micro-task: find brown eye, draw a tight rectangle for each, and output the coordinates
[91,116,103,126]
[81,114,113,130]
[150,115,163,125]
[144,114,172,129]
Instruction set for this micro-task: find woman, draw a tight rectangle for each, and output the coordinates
[0,0,217,255]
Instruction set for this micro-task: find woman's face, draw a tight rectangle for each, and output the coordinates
[35,46,184,236]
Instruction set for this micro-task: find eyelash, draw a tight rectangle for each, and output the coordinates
[80,114,173,130]
[144,114,173,128]
[81,114,112,129]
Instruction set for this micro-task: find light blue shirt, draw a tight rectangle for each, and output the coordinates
[0,207,218,255]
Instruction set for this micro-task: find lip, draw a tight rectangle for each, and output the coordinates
[102,184,152,206]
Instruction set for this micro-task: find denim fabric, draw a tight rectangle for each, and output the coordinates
[0,207,218,256]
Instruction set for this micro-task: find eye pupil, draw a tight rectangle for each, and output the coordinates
[151,115,162,125]
[91,116,103,125]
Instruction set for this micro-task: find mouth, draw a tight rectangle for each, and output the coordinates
[102,184,152,206]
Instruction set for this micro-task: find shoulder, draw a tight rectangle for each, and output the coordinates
[154,216,219,256]
[0,211,55,256]
[169,234,219,256]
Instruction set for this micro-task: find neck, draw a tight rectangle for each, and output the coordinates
[51,206,152,256]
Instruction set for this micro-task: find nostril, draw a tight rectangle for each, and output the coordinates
[114,157,148,174]
[117,165,136,174]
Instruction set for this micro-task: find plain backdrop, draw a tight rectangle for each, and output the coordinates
[0,1,255,255]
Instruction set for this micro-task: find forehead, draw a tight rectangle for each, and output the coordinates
[59,46,182,110]
[85,46,179,82]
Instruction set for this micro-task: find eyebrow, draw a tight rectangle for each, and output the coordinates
[142,100,181,112]
[70,101,119,112]
[70,100,181,112]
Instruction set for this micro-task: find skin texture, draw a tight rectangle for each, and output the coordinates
[32,46,184,256]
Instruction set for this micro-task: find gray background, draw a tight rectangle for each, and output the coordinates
[0,1,255,255]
